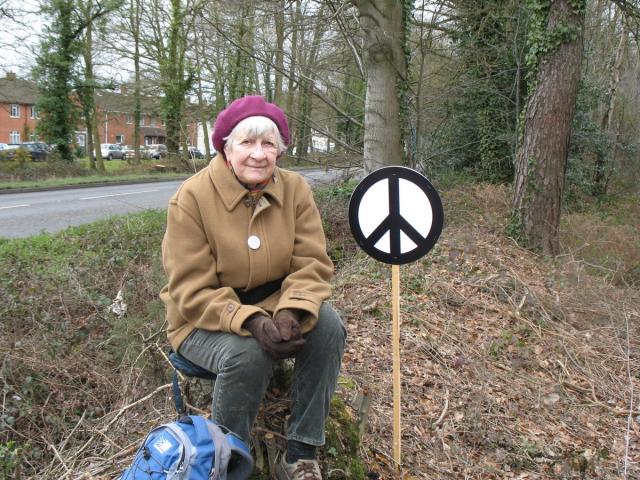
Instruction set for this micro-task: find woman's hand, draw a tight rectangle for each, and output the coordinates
[273,309,303,341]
[243,314,305,359]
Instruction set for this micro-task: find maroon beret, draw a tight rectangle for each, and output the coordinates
[212,95,290,153]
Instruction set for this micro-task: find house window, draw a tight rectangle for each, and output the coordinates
[76,134,86,147]
[126,114,133,124]
[116,134,124,144]
[149,117,157,127]
[9,131,20,144]
[30,106,38,119]
[10,104,20,118]
[139,115,145,126]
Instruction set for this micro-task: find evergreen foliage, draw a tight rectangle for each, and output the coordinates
[159,0,195,155]
[428,0,528,182]
[34,0,83,161]
[33,0,122,162]
[334,63,365,150]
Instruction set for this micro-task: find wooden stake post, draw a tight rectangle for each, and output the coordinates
[392,264,402,467]
[348,167,444,473]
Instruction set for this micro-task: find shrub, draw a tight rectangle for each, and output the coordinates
[314,181,359,267]
[0,441,24,479]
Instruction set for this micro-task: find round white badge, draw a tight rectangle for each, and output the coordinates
[247,235,261,250]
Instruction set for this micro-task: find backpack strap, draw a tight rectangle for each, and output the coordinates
[214,424,254,480]
[195,417,231,480]
[225,434,255,480]
[163,422,194,478]
[171,367,187,416]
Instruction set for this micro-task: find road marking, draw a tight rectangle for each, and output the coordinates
[80,189,158,200]
[0,204,30,210]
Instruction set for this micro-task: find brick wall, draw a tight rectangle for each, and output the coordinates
[0,103,39,144]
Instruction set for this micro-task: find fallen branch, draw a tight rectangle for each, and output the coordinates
[58,409,86,453]
[101,383,172,433]
[43,435,71,475]
[73,383,173,460]
[157,344,185,382]
[433,389,450,426]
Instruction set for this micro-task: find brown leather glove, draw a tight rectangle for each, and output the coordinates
[243,314,305,359]
[273,309,303,341]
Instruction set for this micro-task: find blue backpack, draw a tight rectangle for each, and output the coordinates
[119,415,254,479]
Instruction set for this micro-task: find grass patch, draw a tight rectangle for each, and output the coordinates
[0,171,187,190]
[0,156,193,191]
[0,155,333,192]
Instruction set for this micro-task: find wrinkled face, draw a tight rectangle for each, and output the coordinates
[224,129,279,185]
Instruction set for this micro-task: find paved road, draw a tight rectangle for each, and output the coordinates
[0,180,184,238]
[0,168,356,239]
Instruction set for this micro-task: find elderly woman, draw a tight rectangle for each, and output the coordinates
[160,95,345,480]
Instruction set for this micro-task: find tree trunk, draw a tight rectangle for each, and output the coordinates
[353,0,407,173]
[193,18,211,159]
[159,0,193,155]
[230,5,249,100]
[273,0,285,106]
[130,0,142,164]
[80,0,104,172]
[286,0,301,115]
[294,6,325,162]
[512,0,585,255]
[593,11,627,196]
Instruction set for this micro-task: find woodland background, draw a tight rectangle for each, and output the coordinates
[1,0,640,479]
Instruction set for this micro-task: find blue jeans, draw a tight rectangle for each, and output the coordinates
[178,303,346,445]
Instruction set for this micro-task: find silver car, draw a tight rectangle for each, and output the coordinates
[100,143,126,160]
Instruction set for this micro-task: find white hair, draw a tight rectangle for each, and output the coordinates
[223,116,287,155]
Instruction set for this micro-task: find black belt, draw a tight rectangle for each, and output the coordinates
[234,277,284,305]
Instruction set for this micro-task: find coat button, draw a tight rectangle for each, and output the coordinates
[247,235,261,250]
[227,303,235,312]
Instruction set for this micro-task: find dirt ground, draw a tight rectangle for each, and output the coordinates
[333,184,640,479]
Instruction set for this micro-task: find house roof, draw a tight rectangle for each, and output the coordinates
[140,126,165,136]
[0,75,38,104]
[0,74,190,119]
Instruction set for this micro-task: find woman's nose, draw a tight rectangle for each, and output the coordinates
[250,144,267,158]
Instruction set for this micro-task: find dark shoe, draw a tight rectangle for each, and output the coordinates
[275,455,322,480]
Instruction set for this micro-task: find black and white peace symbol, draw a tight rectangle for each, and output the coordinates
[348,166,444,265]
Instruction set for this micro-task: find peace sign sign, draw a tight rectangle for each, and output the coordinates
[349,166,444,265]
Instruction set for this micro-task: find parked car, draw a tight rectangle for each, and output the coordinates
[99,143,126,160]
[21,142,50,161]
[147,144,167,160]
[120,145,135,158]
[180,146,204,159]
[1,142,49,161]
[0,143,18,160]
[138,145,151,159]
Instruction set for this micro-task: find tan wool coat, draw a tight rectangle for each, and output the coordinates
[160,156,334,351]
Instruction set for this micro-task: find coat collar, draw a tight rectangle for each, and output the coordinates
[208,154,284,211]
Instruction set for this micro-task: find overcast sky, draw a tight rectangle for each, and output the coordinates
[0,0,43,77]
